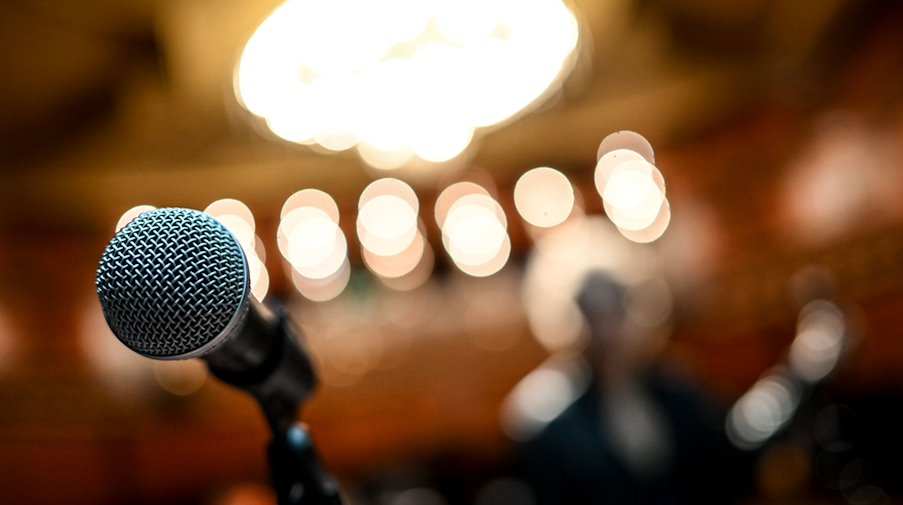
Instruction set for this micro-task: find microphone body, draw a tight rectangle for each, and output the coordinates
[96,208,341,504]
[96,207,316,426]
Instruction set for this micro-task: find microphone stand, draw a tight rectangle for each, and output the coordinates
[208,304,343,505]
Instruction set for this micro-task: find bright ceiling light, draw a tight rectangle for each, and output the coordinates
[236,0,580,170]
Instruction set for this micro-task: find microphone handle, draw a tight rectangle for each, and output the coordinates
[208,301,342,504]
[270,423,344,505]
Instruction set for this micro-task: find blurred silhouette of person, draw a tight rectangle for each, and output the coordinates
[507,217,758,505]
[516,270,755,505]
[507,216,858,505]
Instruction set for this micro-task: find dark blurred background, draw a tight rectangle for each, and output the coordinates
[3,0,903,504]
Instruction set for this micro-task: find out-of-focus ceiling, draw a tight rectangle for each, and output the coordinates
[0,0,877,231]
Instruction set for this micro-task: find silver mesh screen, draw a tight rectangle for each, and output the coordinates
[96,208,249,358]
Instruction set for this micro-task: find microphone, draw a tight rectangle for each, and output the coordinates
[95,207,316,427]
[96,207,343,504]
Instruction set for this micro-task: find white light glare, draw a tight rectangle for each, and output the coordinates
[788,300,846,383]
[278,190,348,283]
[357,178,420,256]
[594,130,670,243]
[290,259,351,302]
[602,160,666,231]
[205,199,268,301]
[116,205,156,232]
[514,167,575,228]
[236,0,580,169]
[501,355,592,441]
[363,229,427,279]
[727,374,800,449]
[597,130,655,163]
[441,191,511,276]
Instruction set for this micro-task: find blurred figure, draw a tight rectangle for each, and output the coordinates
[508,217,755,504]
[516,270,754,505]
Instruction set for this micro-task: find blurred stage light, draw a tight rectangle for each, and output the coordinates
[615,201,671,243]
[441,190,511,276]
[205,199,269,300]
[80,299,154,398]
[602,160,666,231]
[205,198,257,248]
[152,360,208,396]
[290,259,351,302]
[254,234,267,263]
[788,300,846,383]
[501,355,592,441]
[597,130,655,163]
[357,178,419,256]
[250,255,270,302]
[363,228,426,279]
[279,191,349,281]
[205,198,255,228]
[594,131,670,243]
[727,374,801,450]
[236,0,580,170]
[453,234,511,278]
[594,149,648,197]
[115,205,156,232]
[377,241,435,291]
[435,181,491,228]
[514,167,575,228]
[281,189,340,221]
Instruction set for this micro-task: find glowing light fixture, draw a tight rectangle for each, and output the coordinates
[236,0,580,169]
[596,131,671,243]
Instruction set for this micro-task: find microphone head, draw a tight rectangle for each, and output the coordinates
[96,208,250,359]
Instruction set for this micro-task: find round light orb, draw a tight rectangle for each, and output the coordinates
[594,148,646,197]
[357,178,420,256]
[602,160,666,231]
[597,130,655,163]
[291,259,351,302]
[116,205,156,232]
[435,182,491,228]
[514,167,575,228]
[281,189,339,221]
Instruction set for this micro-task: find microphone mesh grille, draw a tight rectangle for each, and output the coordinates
[96,208,249,358]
